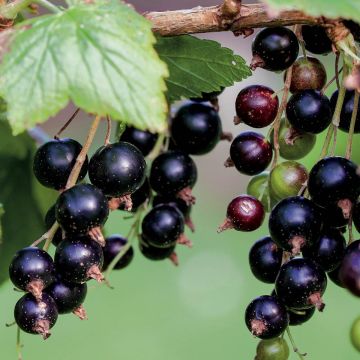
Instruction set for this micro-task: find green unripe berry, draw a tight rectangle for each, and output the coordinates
[255,337,290,360]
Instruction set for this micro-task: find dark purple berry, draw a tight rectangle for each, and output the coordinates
[288,307,315,326]
[275,258,327,311]
[321,202,350,229]
[102,235,134,270]
[269,196,323,255]
[9,247,55,300]
[89,142,146,197]
[251,27,299,72]
[139,236,177,263]
[327,264,345,288]
[14,293,58,339]
[286,90,332,134]
[171,103,222,155]
[301,25,332,55]
[249,236,283,283]
[120,127,158,156]
[245,295,289,339]
[235,85,279,128]
[229,131,273,176]
[33,138,88,190]
[45,205,63,246]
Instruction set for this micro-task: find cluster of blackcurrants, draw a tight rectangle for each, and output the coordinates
[8,74,233,338]
[215,25,360,356]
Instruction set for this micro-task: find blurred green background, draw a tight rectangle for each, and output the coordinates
[1,1,360,359]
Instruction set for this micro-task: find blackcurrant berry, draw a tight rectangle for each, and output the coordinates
[246,172,272,212]
[229,132,273,176]
[102,235,134,270]
[275,257,327,311]
[89,142,146,197]
[307,156,360,209]
[235,85,279,128]
[9,247,55,300]
[54,236,104,283]
[339,240,360,297]
[251,27,299,72]
[142,204,187,248]
[330,90,360,133]
[289,56,327,93]
[171,103,222,155]
[288,307,315,326]
[218,195,265,232]
[301,25,332,55]
[33,138,88,190]
[286,90,332,134]
[327,264,345,288]
[149,151,197,204]
[321,202,350,229]
[302,228,346,272]
[45,278,87,318]
[255,337,290,360]
[190,88,224,102]
[245,295,289,339]
[117,178,150,212]
[249,236,283,284]
[354,202,360,233]
[14,293,58,339]
[45,205,63,246]
[139,236,177,263]
[343,20,360,42]
[120,126,158,156]
[269,161,308,202]
[269,196,323,254]
[56,183,109,237]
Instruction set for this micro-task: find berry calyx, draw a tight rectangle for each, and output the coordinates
[301,25,332,55]
[229,131,273,176]
[14,293,58,339]
[9,247,55,300]
[235,85,279,128]
[245,295,289,339]
[119,126,158,156]
[116,178,150,213]
[102,235,134,270]
[33,138,88,190]
[251,27,299,72]
[218,195,265,232]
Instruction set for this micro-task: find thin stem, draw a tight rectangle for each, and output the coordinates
[42,221,60,252]
[331,126,337,156]
[286,327,306,360]
[295,25,307,60]
[104,115,112,145]
[148,132,165,160]
[54,108,80,140]
[321,67,343,95]
[16,326,22,360]
[335,53,341,90]
[345,91,359,159]
[348,216,354,245]
[35,0,62,13]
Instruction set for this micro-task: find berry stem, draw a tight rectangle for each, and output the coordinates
[348,215,355,245]
[295,25,307,60]
[42,221,60,252]
[335,53,341,90]
[345,90,359,160]
[148,132,166,160]
[104,115,112,146]
[16,326,22,360]
[286,327,306,359]
[321,67,343,95]
[54,108,80,140]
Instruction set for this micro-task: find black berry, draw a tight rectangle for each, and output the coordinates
[45,205,63,246]
[120,126,158,156]
[139,236,177,263]
[301,25,332,55]
[288,307,315,326]
[102,235,134,270]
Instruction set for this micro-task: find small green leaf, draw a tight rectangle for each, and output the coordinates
[155,35,251,102]
[0,0,168,135]
[262,0,360,25]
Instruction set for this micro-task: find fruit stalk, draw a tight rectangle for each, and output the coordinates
[286,327,306,360]
[54,108,80,140]
[345,90,359,159]
[16,325,22,360]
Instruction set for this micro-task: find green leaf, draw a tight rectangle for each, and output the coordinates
[155,35,251,102]
[0,0,168,135]
[262,0,360,24]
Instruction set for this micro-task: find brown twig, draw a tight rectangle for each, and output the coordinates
[54,108,80,140]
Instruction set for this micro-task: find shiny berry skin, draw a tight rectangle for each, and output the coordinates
[307,156,360,208]
[245,295,289,339]
[117,178,150,212]
[89,142,146,197]
[14,293,58,339]
[171,103,222,155]
[255,337,290,360]
[150,151,197,197]
[102,235,134,270]
[246,172,272,213]
[251,27,299,72]
[235,85,279,128]
[249,236,283,283]
[354,202,360,233]
[275,257,327,311]
[327,264,345,288]
[45,205,63,246]
[288,307,315,326]
[120,126,158,156]
[301,25,332,55]
[286,90,332,134]
[9,247,55,297]
[219,195,265,232]
[339,240,360,296]
[269,196,323,254]
[230,132,273,175]
[54,236,104,283]
[289,56,327,93]
[153,195,191,219]
[330,90,360,133]
[142,204,184,248]
[55,184,109,234]
[302,229,346,272]
[139,236,176,261]
[33,138,88,190]
[190,88,224,102]
[45,278,87,314]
